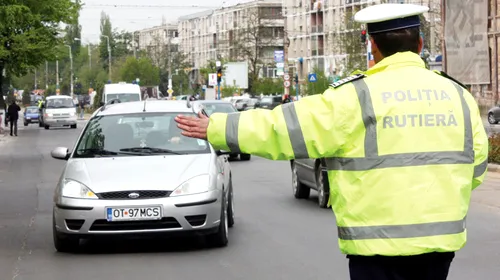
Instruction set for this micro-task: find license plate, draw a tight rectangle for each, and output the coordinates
[106,206,162,222]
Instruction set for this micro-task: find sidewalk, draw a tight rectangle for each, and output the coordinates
[472,172,500,211]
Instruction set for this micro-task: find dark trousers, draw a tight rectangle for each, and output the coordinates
[348,252,454,280]
[9,119,17,135]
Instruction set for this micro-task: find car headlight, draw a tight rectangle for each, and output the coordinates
[45,113,53,117]
[61,179,98,199]
[171,174,212,197]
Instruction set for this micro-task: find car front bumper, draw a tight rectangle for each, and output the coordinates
[45,116,77,126]
[24,118,39,123]
[53,190,222,236]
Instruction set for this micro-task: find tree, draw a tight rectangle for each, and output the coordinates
[305,68,329,95]
[230,7,284,91]
[64,0,82,57]
[113,30,133,58]
[120,56,160,86]
[337,8,366,76]
[22,88,31,106]
[253,78,283,95]
[99,12,114,73]
[0,1,80,110]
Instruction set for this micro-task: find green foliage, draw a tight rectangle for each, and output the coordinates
[120,56,160,86]
[305,69,330,95]
[489,134,500,164]
[221,85,239,98]
[253,78,283,95]
[99,12,113,71]
[46,85,56,97]
[338,8,366,76]
[0,0,80,109]
[22,88,31,105]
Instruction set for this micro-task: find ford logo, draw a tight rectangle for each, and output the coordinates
[128,192,140,199]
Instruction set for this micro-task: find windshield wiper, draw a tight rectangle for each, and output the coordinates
[119,147,183,155]
[75,148,119,157]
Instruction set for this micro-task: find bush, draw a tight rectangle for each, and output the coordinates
[489,133,500,164]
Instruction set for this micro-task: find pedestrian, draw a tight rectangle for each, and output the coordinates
[281,93,292,104]
[7,100,20,136]
[79,99,85,120]
[174,3,489,280]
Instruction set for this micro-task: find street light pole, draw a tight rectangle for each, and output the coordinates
[101,35,111,80]
[132,32,137,58]
[45,61,48,89]
[64,44,74,98]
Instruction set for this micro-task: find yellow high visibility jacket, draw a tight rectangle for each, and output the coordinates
[207,52,489,256]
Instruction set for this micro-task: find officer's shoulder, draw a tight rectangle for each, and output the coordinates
[433,70,467,90]
[329,74,366,89]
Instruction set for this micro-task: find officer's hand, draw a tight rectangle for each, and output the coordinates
[175,112,209,140]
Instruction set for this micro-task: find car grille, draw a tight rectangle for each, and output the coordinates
[89,217,181,231]
[96,190,172,200]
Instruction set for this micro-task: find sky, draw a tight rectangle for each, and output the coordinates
[80,0,254,43]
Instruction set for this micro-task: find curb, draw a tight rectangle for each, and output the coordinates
[488,163,500,173]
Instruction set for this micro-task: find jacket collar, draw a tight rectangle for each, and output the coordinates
[364,52,426,76]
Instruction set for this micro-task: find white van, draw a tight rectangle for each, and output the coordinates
[101,82,141,105]
[40,95,77,129]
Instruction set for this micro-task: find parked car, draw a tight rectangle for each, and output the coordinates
[255,96,282,110]
[23,106,40,126]
[488,105,500,124]
[197,100,251,161]
[50,100,235,252]
[243,98,260,111]
[290,159,330,208]
[234,98,250,111]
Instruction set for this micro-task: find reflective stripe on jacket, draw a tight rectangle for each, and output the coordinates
[206,52,489,256]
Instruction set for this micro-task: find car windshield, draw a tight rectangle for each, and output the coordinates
[107,93,140,103]
[46,98,74,108]
[202,103,237,116]
[26,108,38,114]
[260,97,273,104]
[73,112,211,158]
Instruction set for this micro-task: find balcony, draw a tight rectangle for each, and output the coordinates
[311,48,324,56]
[311,25,324,34]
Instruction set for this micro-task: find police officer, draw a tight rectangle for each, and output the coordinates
[175,4,488,280]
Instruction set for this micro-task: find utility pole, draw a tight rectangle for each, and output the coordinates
[167,29,173,97]
[65,44,74,98]
[282,0,290,97]
[56,60,60,90]
[88,44,92,69]
[132,32,137,58]
[45,61,48,89]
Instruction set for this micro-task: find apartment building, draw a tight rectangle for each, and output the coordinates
[135,24,179,65]
[284,0,442,81]
[178,0,284,78]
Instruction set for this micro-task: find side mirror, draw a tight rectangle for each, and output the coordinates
[100,101,105,107]
[51,147,70,160]
[216,150,232,156]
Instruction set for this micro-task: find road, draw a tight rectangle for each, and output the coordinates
[0,120,499,280]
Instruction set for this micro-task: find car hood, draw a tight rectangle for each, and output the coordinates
[63,154,213,193]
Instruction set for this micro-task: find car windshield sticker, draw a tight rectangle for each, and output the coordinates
[197,139,207,146]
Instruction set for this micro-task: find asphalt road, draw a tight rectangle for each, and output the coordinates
[0,120,499,280]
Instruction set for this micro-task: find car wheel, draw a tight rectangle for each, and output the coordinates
[315,164,330,209]
[240,153,251,161]
[70,124,77,129]
[206,194,229,247]
[24,122,28,126]
[227,179,235,228]
[44,125,49,130]
[38,121,43,127]
[291,161,310,199]
[488,113,498,124]
[53,216,79,253]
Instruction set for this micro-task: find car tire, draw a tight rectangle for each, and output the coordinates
[70,124,77,129]
[240,154,251,161]
[206,193,229,248]
[38,121,43,127]
[227,179,235,228]
[44,125,49,130]
[291,161,310,199]
[24,122,28,126]
[53,217,79,253]
[315,163,330,209]
[488,113,498,124]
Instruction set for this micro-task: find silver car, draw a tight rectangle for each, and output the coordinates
[50,100,235,252]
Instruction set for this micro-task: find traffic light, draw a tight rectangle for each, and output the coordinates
[294,74,298,83]
[216,67,222,83]
[361,29,367,43]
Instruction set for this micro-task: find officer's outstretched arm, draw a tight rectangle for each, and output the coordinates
[471,112,489,190]
[207,91,344,160]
